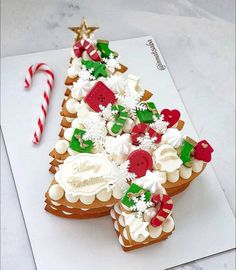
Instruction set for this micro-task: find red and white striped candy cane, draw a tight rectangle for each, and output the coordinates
[24,63,54,144]
[73,39,101,61]
[150,194,173,227]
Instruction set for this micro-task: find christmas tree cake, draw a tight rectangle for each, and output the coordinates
[45,19,213,249]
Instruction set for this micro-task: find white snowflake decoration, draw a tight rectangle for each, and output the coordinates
[137,132,158,151]
[135,103,148,111]
[103,53,121,74]
[116,94,146,119]
[82,114,107,145]
[92,140,106,154]
[78,65,96,81]
[150,114,169,134]
[98,103,118,121]
[107,160,136,191]
[130,194,153,218]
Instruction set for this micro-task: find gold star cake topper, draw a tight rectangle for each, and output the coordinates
[69,18,99,42]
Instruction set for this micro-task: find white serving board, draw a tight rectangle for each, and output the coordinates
[1,36,235,270]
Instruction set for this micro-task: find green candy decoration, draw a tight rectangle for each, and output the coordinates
[136,102,159,123]
[69,129,93,153]
[180,136,197,167]
[111,105,128,134]
[96,39,118,59]
[82,59,107,79]
[121,183,151,208]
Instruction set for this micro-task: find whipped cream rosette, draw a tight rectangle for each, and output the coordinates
[104,134,133,164]
[162,128,183,148]
[134,170,166,194]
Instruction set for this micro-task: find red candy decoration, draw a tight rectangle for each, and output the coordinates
[84,81,116,112]
[128,149,153,178]
[194,140,214,162]
[160,109,181,128]
[151,194,173,227]
[73,39,101,62]
[131,123,162,146]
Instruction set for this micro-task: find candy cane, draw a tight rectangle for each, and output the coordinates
[150,194,173,227]
[111,105,128,134]
[131,123,162,146]
[73,39,101,61]
[24,63,54,144]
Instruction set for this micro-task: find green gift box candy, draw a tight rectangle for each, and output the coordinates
[69,128,93,153]
[136,102,159,123]
[121,183,151,208]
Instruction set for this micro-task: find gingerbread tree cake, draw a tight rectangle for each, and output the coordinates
[45,19,213,250]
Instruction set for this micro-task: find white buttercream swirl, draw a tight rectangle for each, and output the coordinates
[105,57,121,74]
[192,158,204,173]
[123,118,135,133]
[48,184,64,201]
[76,102,94,123]
[134,170,166,194]
[64,128,75,141]
[162,216,175,233]
[66,98,79,114]
[106,74,126,94]
[104,134,132,164]
[67,58,82,78]
[55,140,69,154]
[71,79,92,100]
[162,128,183,148]
[105,134,132,155]
[122,212,149,242]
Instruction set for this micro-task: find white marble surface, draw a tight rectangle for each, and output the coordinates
[1,1,235,270]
